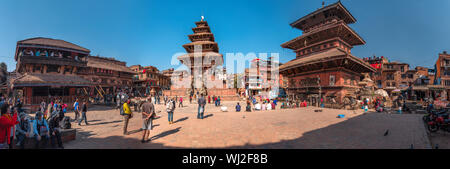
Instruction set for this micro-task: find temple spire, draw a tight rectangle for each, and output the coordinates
[201,15,205,21]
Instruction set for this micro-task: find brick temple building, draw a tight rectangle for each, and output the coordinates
[279,1,376,104]
[130,65,171,96]
[9,37,135,111]
[10,37,93,110]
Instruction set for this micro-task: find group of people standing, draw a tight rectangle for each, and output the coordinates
[118,93,212,143]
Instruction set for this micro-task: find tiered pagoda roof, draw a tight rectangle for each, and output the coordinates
[281,20,365,50]
[280,1,375,74]
[290,1,356,31]
[178,19,223,63]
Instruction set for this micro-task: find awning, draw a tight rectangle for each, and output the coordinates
[12,73,93,87]
[412,86,429,91]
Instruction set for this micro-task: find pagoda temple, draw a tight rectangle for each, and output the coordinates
[279,1,376,106]
[164,17,240,101]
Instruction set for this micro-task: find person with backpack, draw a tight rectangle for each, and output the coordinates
[48,111,64,149]
[32,112,50,149]
[197,95,206,119]
[78,100,89,126]
[122,99,133,135]
[166,98,175,124]
[140,97,155,143]
[73,99,80,121]
[15,113,30,149]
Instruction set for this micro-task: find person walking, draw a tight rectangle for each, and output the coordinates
[141,97,155,143]
[73,99,80,122]
[122,99,132,135]
[156,95,160,105]
[217,96,221,106]
[116,92,121,109]
[164,95,168,105]
[197,95,206,119]
[78,100,89,126]
[179,97,183,107]
[166,98,175,124]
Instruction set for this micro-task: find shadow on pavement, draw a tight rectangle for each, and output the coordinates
[77,130,96,138]
[150,127,181,141]
[203,114,214,119]
[224,112,430,149]
[174,117,189,124]
[88,120,123,126]
[64,111,431,149]
[128,129,143,135]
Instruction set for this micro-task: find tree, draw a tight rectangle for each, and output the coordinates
[0,62,7,84]
[0,62,6,71]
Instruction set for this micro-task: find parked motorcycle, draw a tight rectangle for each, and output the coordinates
[423,109,447,123]
[426,110,450,132]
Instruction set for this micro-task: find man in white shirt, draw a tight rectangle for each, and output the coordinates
[254,102,261,111]
[266,102,272,110]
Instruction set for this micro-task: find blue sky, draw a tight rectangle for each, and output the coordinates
[0,0,449,72]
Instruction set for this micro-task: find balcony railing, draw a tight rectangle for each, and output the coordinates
[19,55,87,67]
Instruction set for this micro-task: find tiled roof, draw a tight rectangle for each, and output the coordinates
[12,73,93,87]
[18,37,90,53]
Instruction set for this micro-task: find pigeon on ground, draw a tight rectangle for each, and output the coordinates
[383,130,389,136]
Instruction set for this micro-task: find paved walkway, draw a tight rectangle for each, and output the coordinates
[64,101,433,149]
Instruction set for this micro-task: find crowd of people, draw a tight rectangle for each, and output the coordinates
[117,92,210,143]
[0,94,67,149]
[2,90,355,149]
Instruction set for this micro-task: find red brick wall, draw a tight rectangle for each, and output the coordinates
[289,71,360,88]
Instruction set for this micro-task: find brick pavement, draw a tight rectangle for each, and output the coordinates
[63,101,435,149]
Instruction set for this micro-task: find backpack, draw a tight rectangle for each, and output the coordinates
[166,100,175,112]
[120,105,125,116]
[61,116,71,129]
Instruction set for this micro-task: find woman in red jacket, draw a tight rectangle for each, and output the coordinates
[0,103,19,149]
